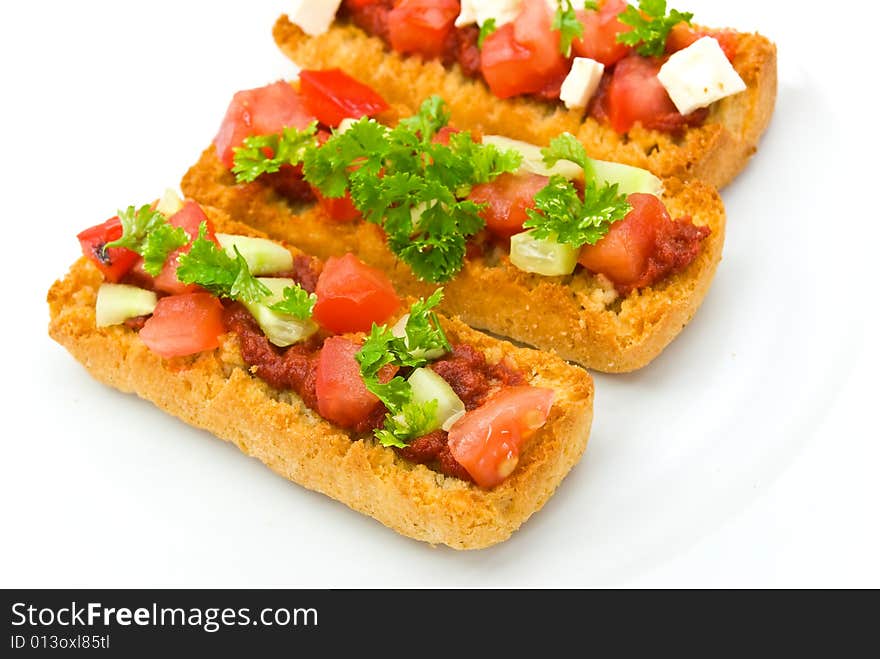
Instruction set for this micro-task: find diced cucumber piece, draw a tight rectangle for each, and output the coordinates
[408,368,466,433]
[482,134,583,180]
[156,189,184,217]
[391,314,447,361]
[95,284,158,328]
[216,234,294,276]
[590,159,664,196]
[242,278,318,347]
[509,231,579,277]
[337,118,358,134]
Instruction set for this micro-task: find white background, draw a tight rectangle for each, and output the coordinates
[1,1,876,588]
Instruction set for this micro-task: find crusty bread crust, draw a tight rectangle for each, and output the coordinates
[182,149,725,372]
[272,16,777,190]
[48,213,594,550]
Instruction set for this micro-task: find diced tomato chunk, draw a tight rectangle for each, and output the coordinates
[387,0,460,59]
[299,69,389,127]
[213,81,316,168]
[312,186,362,222]
[448,386,555,488]
[481,0,569,99]
[667,24,739,62]
[139,293,225,359]
[315,337,395,429]
[578,193,709,294]
[469,173,550,240]
[604,55,682,133]
[312,253,400,333]
[572,0,633,66]
[77,218,139,283]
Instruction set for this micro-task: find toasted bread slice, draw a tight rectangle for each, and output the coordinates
[182,149,725,372]
[273,16,777,189]
[48,211,594,550]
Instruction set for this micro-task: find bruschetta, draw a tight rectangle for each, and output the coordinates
[274,0,777,189]
[182,73,725,372]
[48,194,594,549]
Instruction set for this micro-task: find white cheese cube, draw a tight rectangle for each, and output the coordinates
[456,0,523,28]
[560,58,605,110]
[657,36,747,115]
[289,0,343,37]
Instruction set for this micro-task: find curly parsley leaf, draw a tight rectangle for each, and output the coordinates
[356,291,451,446]
[541,132,593,176]
[304,98,521,283]
[617,0,693,57]
[268,285,317,320]
[105,205,189,277]
[232,122,319,183]
[375,400,439,449]
[524,176,632,248]
[478,18,497,48]
[176,224,271,304]
[552,0,585,57]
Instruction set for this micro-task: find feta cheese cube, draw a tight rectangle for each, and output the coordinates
[560,58,605,110]
[657,36,747,115]
[289,0,343,37]
[456,0,523,28]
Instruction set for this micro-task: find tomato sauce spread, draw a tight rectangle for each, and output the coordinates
[396,430,473,481]
[261,164,316,205]
[431,344,525,410]
[624,216,710,295]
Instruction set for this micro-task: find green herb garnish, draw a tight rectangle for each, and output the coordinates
[105,205,189,277]
[617,0,693,57]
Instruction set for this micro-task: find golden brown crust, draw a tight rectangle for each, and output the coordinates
[272,16,777,190]
[47,212,594,550]
[182,148,725,372]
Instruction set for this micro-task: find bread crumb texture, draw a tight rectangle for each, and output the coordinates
[47,211,594,550]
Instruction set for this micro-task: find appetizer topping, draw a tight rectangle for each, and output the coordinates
[615,0,693,57]
[95,284,158,328]
[232,123,319,183]
[289,0,345,37]
[447,386,554,488]
[106,206,190,278]
[77,218,140,283]
[298,68,390,128]
[312,254,400,333]
[139,293,225,359]
[509,231,580,276]
[76,200,547,487]
[341,0,735,135]
[559,56,605,109]
[657,36,746,115]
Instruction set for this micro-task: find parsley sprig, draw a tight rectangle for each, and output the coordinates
[232,123,319,183]
[304,97,522,283]
[356,290,452,448]
[478,18,497,48]
[552,0,585,57]
[177,224,314,317]
[617,0,693,57]
[523,133,631,247]
[105,205,189,277]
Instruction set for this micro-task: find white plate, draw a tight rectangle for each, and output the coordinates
[1,1,876,587]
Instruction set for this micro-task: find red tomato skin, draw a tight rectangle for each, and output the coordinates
[605,55,680,133]
[139,293,225,359]
[448,386,555,489]
[667,24,739,62]
[315,337,385,429]
[387,0,460,59]
[213,81,315,168]
[312,186,362,222]
[77,218,139,283]
[139,201,219,295]
[312,254,400,334]
[572,0,633,66]
[579,193,664,285]
[469,173,550,240]
[481,0,568,99]
[299,69,389,127]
